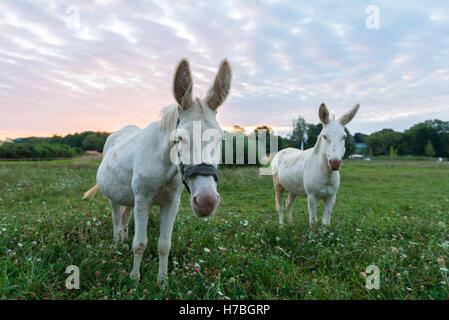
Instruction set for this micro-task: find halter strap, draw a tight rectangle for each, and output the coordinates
[174,118,219,194]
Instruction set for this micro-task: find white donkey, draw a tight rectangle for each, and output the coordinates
[271,103,360,230]
[83,59,232,285]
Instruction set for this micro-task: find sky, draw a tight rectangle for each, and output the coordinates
[1,0,448,139]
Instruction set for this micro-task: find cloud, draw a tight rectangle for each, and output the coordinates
[0,0,449,139]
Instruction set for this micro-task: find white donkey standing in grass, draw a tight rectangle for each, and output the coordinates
[83,59,232,286]
[271,103,360,230]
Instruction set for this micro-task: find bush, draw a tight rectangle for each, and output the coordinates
[0,142,79,159]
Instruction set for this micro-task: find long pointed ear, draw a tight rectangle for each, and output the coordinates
[173,59,193,110]
[319,103,330,125]
[338,104,360,126]
[205,59,232,110]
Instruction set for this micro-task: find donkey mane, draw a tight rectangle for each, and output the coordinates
[160,98,212,134]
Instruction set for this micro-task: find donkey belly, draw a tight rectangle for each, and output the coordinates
[96,127,141,207]
[97,161,135,206]
[277,150,307,196]
[279,170,306,196]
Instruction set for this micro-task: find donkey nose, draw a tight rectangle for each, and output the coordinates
[194,192,219,208]
[329,159,342,170]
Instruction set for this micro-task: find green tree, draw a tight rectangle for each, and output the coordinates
[288,116,307,148]
[82,133,109,152]
[402,121,441,156]
[389,146,397,158]
[354,132,368,143]
[366,129,403,156]
[344,128,356,158]
[305,123,322,149]
[424,140,435,157]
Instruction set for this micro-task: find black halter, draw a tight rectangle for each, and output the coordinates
[174,118,219,194]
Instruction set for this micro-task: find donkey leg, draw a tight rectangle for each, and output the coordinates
[120,206,132,242]
[285,193,297,224]
[130,196,152,281]
[274,183,285,226]
[323,194,336,232]
[307,194,318,230]
[157,195,180,288]
[109,200,121,243]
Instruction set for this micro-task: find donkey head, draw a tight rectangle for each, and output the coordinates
[317,103,360,171]
[172,59,231,217]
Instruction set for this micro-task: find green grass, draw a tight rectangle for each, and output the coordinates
[0,159,449,300]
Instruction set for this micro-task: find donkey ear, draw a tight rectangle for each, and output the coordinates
[173,59,193,110]
[338,104,360,126]
[206,59,232,110]
[319,103,330,125]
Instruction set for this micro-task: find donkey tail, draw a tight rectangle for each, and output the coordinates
[82,184,100,200]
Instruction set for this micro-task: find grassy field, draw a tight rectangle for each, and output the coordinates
[1,159,449,300]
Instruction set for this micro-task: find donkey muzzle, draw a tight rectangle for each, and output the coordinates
[192,189,220,217]
[329,159,342,170]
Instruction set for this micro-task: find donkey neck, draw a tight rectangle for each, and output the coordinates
[311,135,334,177]
[157,123,179,180]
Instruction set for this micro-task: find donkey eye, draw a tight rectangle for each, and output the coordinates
[323,135,328,140]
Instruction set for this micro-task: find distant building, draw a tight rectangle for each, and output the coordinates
[84,150,99,155]
[350,154,364,160]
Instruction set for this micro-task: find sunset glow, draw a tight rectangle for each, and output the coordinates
[1,1,449,140]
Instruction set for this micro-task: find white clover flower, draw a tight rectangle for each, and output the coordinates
[204,247,211,253]
[437,241,449,250]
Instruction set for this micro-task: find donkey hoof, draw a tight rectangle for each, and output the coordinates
[322,224,330,233]
[309,221,318,230]
[130,271,140,281]
[120,230,128,243]
[157,276,168,289]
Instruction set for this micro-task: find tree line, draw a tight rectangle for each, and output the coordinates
[353,120,449,157]
[1,118,448,160]
[0,132,109,159]
[285,117,449,158]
